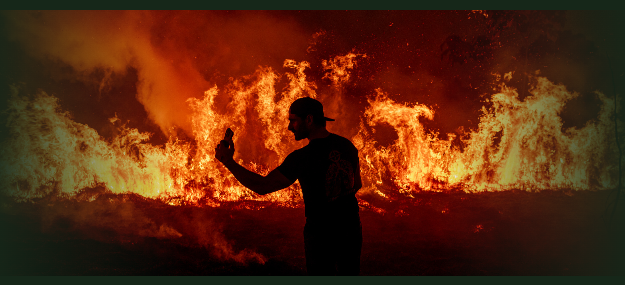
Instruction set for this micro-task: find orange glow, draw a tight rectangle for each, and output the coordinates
[1,55,620,206]
[355,76,620,197]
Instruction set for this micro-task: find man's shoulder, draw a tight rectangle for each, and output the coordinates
[329,133,357,149]
[300,133,356,153]
[328,133,349,142]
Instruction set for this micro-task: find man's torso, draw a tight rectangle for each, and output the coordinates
[277,133,361,219]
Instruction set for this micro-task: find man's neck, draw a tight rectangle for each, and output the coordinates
[307,127,331,141]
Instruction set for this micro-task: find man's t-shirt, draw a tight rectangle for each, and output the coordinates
[277,133,361,219]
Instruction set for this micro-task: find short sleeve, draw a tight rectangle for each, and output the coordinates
[276,151,299,183]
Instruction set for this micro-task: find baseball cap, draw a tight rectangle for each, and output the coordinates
[289,97,335,121]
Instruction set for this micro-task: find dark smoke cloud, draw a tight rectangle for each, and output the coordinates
[1,10,309,137]
[1,10,622,140]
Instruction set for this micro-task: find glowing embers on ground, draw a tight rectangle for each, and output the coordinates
[0,65,620,205]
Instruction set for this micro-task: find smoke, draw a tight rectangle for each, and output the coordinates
[2,10,622,273]
[38,190,266,265]
[3,11,621,140]
[1,10,309,137]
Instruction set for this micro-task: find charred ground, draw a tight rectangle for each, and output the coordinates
[1,189,623,275]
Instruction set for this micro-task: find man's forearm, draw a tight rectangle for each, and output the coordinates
[222,159,267,194]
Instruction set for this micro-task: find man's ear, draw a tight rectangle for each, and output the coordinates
[305,114,314,126]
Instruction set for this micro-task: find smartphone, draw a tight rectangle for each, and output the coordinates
[221,128,234,148]
[216,128,234,161]
[224,128,234,143]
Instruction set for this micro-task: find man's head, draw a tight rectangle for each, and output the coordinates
[288,97,334,141]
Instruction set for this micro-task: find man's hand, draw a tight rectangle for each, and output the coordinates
[213,128,293,195]
[215,138,234,163]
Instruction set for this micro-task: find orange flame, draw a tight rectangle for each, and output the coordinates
[356,76,621,196]
[0,55,621,206]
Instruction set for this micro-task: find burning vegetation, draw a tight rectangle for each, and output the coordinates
[1,60,620,203]
[0,10,623,274]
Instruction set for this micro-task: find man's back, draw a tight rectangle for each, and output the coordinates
[277,133,362,275]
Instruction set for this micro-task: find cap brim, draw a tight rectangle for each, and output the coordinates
[324,117,335,121]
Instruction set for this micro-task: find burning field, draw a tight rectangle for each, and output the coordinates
[0,10,624,275]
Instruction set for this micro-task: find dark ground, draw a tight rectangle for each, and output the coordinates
[1,189,624,276]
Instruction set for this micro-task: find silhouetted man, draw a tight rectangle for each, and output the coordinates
[214,97,362,275]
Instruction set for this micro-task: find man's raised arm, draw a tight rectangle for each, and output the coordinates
[215,138,293,195]
[222,160,293,195]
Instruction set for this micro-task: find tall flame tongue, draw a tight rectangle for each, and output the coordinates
[185,60,315,205]
[355,76,620,196]
[0,55,621,205]
[0,59,318,206]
